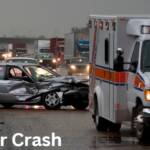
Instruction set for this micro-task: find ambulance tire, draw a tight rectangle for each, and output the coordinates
[136,121,148,142]
[94,96,108,131]
[131,107,137,134]
[95,117,108,131]
[132,104,148,141]
[136,110,147,141]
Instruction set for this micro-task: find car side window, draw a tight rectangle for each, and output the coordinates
[131,42,140,63]
[130,42,140,72]
[9,67,23,78]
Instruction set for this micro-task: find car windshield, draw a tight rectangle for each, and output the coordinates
[7,59,37,64]
[141,40,150,72]
[39,49,49,53]
[70,58,88,64]
[0,66,5,79]
[24,66,57,82]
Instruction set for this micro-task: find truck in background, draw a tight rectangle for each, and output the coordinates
[35,40,54,67]
[64,30,89,76]
[64,33,75,60]
[64,29,89,62]
[89,15,150,141]
[50,37,64,66]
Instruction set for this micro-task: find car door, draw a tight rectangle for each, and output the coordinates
[6,66,38,102]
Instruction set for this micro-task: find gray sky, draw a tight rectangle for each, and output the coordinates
[0,0,150,37]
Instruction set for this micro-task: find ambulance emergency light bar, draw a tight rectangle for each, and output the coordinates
[141,25,150,34]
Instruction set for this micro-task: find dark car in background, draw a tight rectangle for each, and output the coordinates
[0,63,88,110]
[67,57,89,78]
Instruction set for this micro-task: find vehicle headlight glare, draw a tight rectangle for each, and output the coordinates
[86,64,90,71]
[52,59,57,63]
[145,90,150,101]
[70,65,76,70]
[39,59,43,63]
[7,52,12,58]
[57,58,61,62]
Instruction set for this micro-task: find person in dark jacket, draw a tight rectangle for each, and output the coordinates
[114,48,124,71]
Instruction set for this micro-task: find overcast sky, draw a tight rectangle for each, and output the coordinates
[0,0,150,37]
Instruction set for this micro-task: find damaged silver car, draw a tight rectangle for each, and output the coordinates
[0,63,89,110]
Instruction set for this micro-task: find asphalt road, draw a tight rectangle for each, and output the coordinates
[0,106,150,150]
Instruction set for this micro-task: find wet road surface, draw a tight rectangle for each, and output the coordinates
[0,106,150,150]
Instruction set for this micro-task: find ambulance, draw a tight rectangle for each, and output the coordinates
[89,15,150,140]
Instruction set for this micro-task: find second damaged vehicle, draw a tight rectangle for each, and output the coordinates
[0,63,88,110]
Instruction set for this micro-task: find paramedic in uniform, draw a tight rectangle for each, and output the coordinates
[114,48,124,71]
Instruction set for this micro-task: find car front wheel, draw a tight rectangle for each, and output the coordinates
[43,92,60,109]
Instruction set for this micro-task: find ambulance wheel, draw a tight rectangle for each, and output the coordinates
[94,96,108,131]
[131,107,138,134]
[95,117,108,131]
[132,104,148,141]
[136,121,148,141]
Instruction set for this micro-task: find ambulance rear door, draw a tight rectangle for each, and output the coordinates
[96,20,115,121]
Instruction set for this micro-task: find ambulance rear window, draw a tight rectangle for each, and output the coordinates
[105,39,109,64]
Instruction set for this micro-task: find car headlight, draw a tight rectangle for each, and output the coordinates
[52,58,57,63]
[70,65,76,70]
[39,59,43,63]
[144,90,150,101]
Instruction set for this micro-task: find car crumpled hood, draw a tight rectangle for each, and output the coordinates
[48,75,88,84]
[39,75,89,92]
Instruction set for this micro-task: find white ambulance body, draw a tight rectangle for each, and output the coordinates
[89,15,150,140]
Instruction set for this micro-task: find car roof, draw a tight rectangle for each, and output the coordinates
[0,62,38,67]
[7,57,37,60]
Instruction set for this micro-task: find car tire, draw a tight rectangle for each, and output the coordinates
[71,88,88,110]
[2,104,14,109]
[72,102,88,110]
[43,92,60,110]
